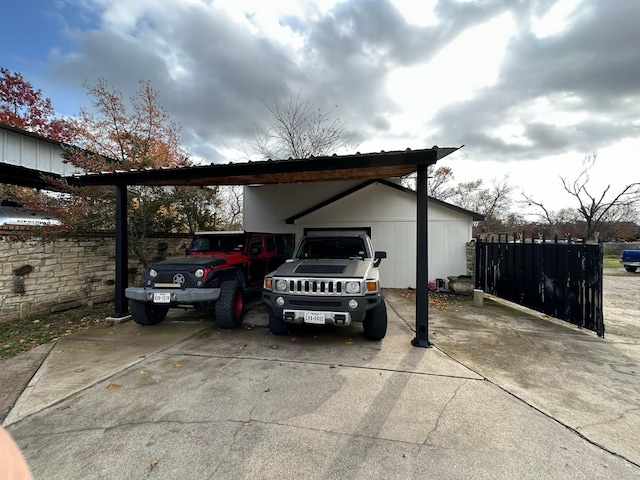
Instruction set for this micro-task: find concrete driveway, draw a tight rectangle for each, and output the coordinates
[2,291,640,479]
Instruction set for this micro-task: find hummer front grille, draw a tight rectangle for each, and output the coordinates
[274,278,362,296]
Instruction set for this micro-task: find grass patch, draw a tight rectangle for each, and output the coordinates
[603,255,622,269]
[0,302,112,359]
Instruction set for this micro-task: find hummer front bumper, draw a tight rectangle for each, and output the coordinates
[262,291,381,325]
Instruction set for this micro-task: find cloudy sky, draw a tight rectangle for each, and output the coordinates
[2,0,639,213]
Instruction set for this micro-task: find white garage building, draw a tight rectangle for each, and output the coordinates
[244,178,484,289]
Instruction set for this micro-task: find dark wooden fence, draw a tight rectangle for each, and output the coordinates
[475,234,604,337]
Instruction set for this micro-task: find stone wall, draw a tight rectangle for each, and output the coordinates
[0,235,190,323]
[466,240,476,277]
[446,241,477,296]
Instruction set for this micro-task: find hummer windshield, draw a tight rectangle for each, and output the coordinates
[295,236,368,260]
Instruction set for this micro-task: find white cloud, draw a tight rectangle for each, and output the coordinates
[531,0,583,38]
[386,12,515,125]
[391,0,438,27]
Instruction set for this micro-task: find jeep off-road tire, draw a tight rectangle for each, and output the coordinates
[268,308,287,335]
[130,300,169,325]
[215,280,244,328]
[624,266,638,272]
[363,298,388,340]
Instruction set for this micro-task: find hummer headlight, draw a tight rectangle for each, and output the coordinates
[366,281,379,292]
[345,281,361,294]
[275,279,288,292]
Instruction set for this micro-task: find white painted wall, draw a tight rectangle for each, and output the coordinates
[244,180,474,288]
[243,180,363,234]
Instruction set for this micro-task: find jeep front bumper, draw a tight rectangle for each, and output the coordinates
[125,286,221,305]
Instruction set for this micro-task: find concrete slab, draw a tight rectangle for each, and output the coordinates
[171,303,482,382]
[3,291,640,479]
[3,312,211,426]
[11,349,637,480]
[388,289,640,467]
[0,342,54,422]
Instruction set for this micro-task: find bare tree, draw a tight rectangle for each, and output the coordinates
[403,165,456,198]
[427,166,456,201]
[446,175,514,233]
[525,154,640,240]
[407,166,517,234]
[246,89,355,160]
[217,186,244,230]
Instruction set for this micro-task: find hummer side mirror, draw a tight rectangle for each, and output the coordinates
[374,251,387,267]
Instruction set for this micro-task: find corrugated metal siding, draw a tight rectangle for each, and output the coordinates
[0,127,79,176]
[244,181,474,288]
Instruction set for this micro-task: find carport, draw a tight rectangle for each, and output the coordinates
[67,148,461,347]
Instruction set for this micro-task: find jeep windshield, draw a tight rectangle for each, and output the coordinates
[295,237,368,260]
[189,235,245,253]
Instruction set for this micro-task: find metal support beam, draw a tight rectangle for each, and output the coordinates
[412,163,431,348]
[113,185,129,317]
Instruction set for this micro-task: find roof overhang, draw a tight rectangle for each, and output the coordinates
[284,178,485,224]
[68,147,461,187]
[1,163,64,190]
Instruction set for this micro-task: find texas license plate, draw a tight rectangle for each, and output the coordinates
[304,312,325,324]
[153,292,171,304]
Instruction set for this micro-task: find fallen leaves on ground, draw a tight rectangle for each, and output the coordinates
[397,289,462,312]
[0,302,113,359]
[106,383,120,390]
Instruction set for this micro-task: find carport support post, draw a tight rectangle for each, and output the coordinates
[412,163,431,348]
[113,184,129,317]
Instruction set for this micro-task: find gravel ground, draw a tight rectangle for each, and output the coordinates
[603,268,640,340]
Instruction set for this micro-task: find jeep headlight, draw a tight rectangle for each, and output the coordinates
[345,281,361,294]
[275,279,288,292]
[195,268,205,278]
[149,269,158,278]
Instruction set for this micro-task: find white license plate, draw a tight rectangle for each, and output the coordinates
[153,292,171,304]
[304,312,325,324]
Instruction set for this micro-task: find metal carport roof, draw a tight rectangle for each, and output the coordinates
[67,147,459,186]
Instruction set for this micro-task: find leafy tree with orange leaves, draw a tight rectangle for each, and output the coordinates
[67,78,189,171]
[58,78,220,265]
[0,67,74,142]
[1,71,220,265]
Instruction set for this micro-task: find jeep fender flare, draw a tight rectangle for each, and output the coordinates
[212,267,247,290]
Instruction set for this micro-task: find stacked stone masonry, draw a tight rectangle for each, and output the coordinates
[0,235,189,323]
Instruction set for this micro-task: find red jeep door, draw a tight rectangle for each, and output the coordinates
[247,235,268,286]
